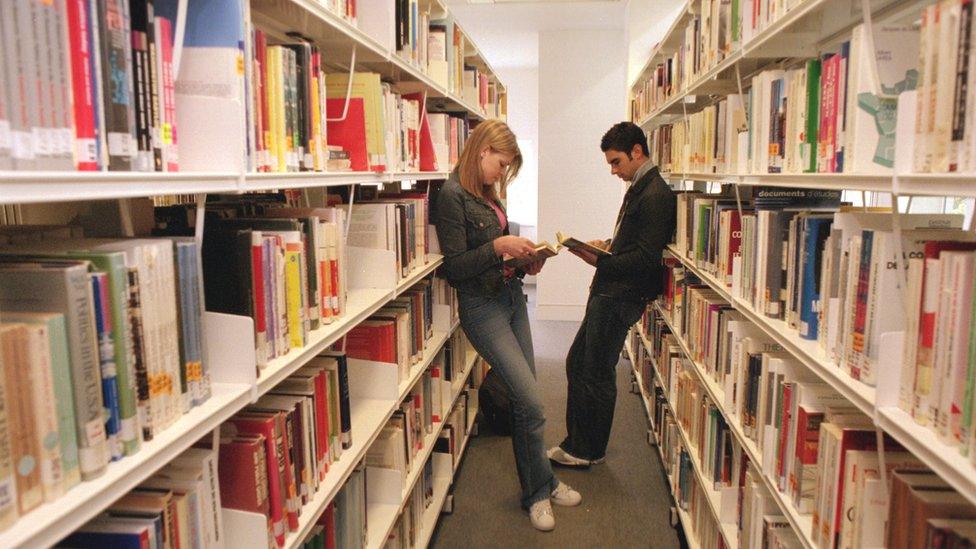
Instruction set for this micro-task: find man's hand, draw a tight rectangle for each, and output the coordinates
[523,258,546,275]
[586,239,609,251]
[569,248,599,267]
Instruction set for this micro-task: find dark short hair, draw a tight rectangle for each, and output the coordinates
[600,122,649,157]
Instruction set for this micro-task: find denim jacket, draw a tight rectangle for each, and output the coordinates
[433,172,513,297]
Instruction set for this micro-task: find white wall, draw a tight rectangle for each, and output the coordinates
[625,0,685,86]
[536,29,628,321]
[500,66,539,227]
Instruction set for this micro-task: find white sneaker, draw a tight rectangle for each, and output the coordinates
[529,499,555,531]
[551,482,582,507]
[547,446,603,467]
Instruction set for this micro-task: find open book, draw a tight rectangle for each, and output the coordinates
[502,241,561,268]
[556,232,611,257]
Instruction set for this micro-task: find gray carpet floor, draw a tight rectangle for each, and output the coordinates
[430,287,684,549]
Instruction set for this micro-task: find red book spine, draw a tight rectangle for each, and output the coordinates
[728,211,742,280]
[230,417,286,547]
[273,412,299,531]
[313,369,330,475]
[65,0,98,170]
[329,257,340,315]
[776,384,793,483]
[319,503,337,549]
[252,238,267,337]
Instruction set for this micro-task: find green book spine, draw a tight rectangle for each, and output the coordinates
[962,271,976,455]
[72,252,142,456]
[804,60,822,173]
[731,0,740,44]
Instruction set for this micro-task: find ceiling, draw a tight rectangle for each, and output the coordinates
[443,1,628,69]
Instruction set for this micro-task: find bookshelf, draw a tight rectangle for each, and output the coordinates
[647,301,819,549]
[629,0,976,543]
[0,2,503,547]
[624,342,702,549]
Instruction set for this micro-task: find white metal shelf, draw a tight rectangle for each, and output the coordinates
[660,172,976,197]
[0,382,253,549]
[395,255,444,297]
[876,407,976,508]
[0,171,241,205]
[652,304,818,549]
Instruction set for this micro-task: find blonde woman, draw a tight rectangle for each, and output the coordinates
[434,120,581,531]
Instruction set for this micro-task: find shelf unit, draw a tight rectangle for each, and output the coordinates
[662,242,976,510]
[279,313,465,549]
[624,338,739,549]
[365,347,478,549]
[623,341,702,549]
[631,0,915,128]
[650,302,818,549]
[659,173,976,198]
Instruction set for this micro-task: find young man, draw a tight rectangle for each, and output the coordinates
[548,122,676,467]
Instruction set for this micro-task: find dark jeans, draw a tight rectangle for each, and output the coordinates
[560,293,646,461]
[458,278,558,508]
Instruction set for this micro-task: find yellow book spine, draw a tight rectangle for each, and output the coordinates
[285,244,305,349]
[310,72,322,171]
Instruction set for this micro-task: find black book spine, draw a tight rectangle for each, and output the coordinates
[337,354,352,449]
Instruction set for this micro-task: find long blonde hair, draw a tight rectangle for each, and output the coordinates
[456,119,523,201]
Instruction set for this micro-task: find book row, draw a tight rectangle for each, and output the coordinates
[631,0,815,123]
[643,10,976,177]
[0,0,498,174]
[0,229,213,530]
[394,4,502,120]
[647,271,976,548]
[54,328,482,549]
[156,188,435,366]
[672,189,976,464]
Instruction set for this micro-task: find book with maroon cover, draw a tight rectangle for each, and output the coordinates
[217,434,271,531]
[275,371,330,480]
[345,320,396,363]
[254,29,269,172]
[790,404,824,513]
[903,488,976,549]
[228,413,287,546]
[318,502,337,549]
[325,97,368,171]
[109,488,177,549]
[252,394,307,514]
[724,209,743,282]
[776,382,793,487]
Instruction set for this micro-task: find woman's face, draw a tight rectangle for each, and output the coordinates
[480,148,515,187]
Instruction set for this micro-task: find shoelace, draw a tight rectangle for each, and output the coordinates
[532,502,553,518]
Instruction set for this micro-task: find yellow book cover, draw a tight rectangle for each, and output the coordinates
[285,243,305,349]
[310,72,322,171]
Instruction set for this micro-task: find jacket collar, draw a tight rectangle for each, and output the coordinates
[629,163,658,195]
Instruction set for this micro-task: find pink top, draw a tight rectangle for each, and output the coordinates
[487,200,507,231]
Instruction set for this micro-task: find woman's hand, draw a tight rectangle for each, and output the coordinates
[494,235,536,259]
[523,258,546,276]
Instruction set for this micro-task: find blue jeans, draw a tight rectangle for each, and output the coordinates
[458,279,558,509]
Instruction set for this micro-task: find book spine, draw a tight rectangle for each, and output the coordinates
[155,16,178,171]
[128,268,153,441]
[65,0,99,170]
[49,0,75,170]
[951,0,973,171]
[4,326,43,513]
[24,325,64,502]
[96,0,135,170]
[0,331,17,529]
[92,273,123,461]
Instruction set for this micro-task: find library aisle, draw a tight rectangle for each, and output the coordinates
[432,289,682,549]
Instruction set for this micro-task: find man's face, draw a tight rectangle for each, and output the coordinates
[604,145,643,181]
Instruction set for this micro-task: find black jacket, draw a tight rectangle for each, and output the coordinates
[433,172,513,297]
[591,166,676,302]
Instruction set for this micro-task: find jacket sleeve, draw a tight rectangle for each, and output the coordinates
[595,191,675,279]
[435,187,502,282]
